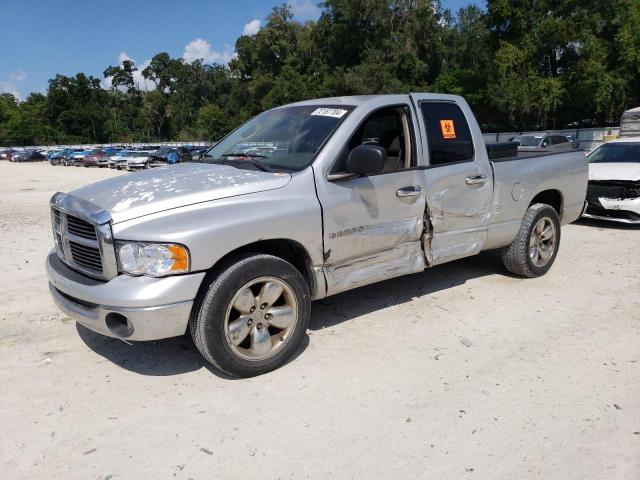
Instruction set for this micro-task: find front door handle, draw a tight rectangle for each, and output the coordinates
[465,174,488,185]
[396,185,422,197]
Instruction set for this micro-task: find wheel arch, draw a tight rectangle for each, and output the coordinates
[200,238,321,300]
[529,189,563,219]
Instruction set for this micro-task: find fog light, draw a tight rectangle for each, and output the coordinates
[105,312,133,338]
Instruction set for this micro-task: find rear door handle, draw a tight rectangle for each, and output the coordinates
[465,174,488,185]
[396,185,422,197]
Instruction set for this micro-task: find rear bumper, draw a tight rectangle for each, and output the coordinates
[46,251,205,340]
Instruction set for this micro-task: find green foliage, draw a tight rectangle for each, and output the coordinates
[1,0,638,146]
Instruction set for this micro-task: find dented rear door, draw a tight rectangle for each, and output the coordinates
[410,94,493,265]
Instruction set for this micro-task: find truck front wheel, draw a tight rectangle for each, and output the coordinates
[190,253,311,377]
[502,203,561,278]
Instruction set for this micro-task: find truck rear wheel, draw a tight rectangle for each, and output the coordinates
[190,253,311,377]
[502,203,561,278]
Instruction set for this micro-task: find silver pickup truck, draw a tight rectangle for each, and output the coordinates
[47,94,588,377]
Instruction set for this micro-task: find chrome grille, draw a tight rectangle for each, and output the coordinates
[53,209,61,230]
[69,241,103,272]
[66,215,97,240]
[50,203,117,280]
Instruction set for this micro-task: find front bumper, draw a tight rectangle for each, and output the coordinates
[583,197,640,224]
[46,251,205,340]
[127,163,147,169]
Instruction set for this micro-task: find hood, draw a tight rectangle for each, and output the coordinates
[71,162,292,223]
[588,162,640,182]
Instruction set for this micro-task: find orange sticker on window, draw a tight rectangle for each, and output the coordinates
[440,119,456,139]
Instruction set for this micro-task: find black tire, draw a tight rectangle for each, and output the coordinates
[502,203,561,278]
[190,253,311,377]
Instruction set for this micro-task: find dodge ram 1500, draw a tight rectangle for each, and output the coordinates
[47,94,588,377]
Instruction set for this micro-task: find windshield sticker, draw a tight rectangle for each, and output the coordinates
[440,119,456,139]
[311,108,348,118]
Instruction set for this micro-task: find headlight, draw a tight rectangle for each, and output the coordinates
[116,242,190,277]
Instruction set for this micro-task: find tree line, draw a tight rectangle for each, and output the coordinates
[1,0,638,146]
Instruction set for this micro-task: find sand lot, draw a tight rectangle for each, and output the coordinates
[0,161,638,479]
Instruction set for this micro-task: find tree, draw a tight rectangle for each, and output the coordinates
[1,0,639,146]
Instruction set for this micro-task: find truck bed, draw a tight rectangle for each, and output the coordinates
[483,149,588,250]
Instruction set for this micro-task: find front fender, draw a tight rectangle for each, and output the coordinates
[111,168,324,273]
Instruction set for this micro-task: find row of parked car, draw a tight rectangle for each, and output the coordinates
[47,145,210,170]
[0,149,49,162]
[0,145,210,170]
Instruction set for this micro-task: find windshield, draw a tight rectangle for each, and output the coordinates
[202,105,354,172]
[588,142,640,163]
[517,135,542,146]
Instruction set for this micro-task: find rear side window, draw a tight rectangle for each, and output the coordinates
[420,102,474,166]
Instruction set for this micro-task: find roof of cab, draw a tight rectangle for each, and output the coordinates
[279,93,465,109]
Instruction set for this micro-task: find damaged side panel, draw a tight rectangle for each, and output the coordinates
[324,241,426,296]
[323,216,426,296]
[421,164,493,265]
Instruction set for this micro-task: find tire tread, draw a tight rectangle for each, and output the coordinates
[502,203,559,278]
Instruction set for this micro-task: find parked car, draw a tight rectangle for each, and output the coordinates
[148,146,192,167]
[70,149,92,167]
[46,93,587,377]
[50,148,78,166]
[83,148,120,168]
[619,106,640,137]
[59,148,84,166]
[47,149,63,160]
[12,150,47,162]
[514,133,574,152]
[583,137,640,223]
[80,149,105,167]
[107,150,131,169]
[126,150,155,170]
[0,149,20,161]
[188,146,209,161]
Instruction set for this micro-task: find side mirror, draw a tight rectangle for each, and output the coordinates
[346,144,387,175]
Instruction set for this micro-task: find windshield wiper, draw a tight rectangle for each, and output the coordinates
[218,153,273,172]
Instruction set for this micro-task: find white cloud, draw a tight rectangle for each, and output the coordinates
[0,70,25,99]
[118,51,132,64]
[182,38,233,64]
[102,51,154,92]
[288,0,321,20]
[243,19,261,36]
[10,70,27,82]
[0,80,20,99]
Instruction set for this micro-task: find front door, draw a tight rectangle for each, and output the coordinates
[317,105,428,295]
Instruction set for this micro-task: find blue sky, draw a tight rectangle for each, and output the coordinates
[0,0,481,100]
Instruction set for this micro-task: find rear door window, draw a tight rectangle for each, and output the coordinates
[420,102,474,166]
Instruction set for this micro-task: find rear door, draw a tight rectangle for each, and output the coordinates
[410,94,493,265]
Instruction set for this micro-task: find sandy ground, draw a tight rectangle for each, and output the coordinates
[0,161,638,480]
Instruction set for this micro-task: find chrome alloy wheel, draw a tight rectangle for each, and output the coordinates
[224,277,299,361]
[529,217,556,267]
